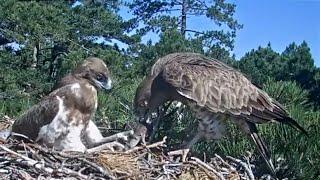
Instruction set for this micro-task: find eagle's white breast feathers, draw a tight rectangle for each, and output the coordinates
[36,94,86,151]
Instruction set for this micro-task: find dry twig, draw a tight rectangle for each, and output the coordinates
[125,136,167,153]
[227,155,255,180]
[190,157,226,180]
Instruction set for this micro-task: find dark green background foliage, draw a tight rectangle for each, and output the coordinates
[0,0,319,178]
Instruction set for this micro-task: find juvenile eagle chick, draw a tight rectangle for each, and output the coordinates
[12,57,112,152]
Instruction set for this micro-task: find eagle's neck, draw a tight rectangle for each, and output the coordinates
[149,74,175,110]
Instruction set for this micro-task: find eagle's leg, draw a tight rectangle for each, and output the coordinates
[84,120,133,149]
[168,130,203,161]
[83,120,104,148]
[56,129,87,152]
[183,130,204,161]
[168,115,226,161]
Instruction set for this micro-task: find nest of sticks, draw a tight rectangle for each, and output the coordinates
[0,135,264,180]
[0,114,270,180]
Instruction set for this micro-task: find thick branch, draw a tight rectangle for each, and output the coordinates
[189,157,225,180]
[185,29,206,35]
[181,0,187,36]
[188,7,208,11]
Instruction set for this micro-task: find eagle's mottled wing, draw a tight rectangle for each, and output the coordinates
[12,96,59,140]
[11,85,76,140]
[151,53,182,76]
[159,54,289,124]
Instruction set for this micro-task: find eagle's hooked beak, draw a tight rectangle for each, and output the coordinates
[94,78,112,90]
[101,79,112,90]
[136,113,153,141]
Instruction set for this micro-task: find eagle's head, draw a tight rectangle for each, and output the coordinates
[133,76,154,123]
[74,57,112,90]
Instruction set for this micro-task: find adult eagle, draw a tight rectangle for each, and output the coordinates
[12,57,113,152]
[134,52,308,173]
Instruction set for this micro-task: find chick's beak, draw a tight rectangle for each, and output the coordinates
[101,79,112,90]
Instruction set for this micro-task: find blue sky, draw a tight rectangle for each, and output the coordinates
[119,0,320,66]
[231,0,320,66]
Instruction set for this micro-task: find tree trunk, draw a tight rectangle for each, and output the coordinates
[181,0,187,37]
[32,41,40,69]
[49,43,67,80]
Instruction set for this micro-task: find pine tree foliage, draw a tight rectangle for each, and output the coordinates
[0,1,319,178]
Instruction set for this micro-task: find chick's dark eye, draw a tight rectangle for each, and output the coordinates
[97,74,105,81]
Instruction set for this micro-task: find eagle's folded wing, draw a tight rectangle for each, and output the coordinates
[12,96,60,140]
[160,55,306,131]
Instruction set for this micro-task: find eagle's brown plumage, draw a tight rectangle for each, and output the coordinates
[54,57,112,90]
[12,57,112,151]
[134,52,308,174]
